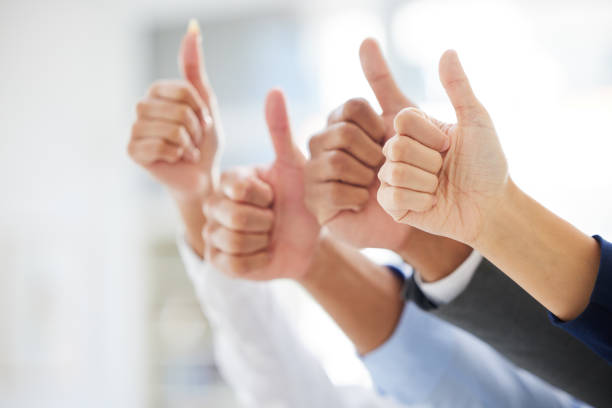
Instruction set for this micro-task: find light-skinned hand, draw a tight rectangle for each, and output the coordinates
[128,20,222,198]
[378,50,508,246]
[203,89,320,280]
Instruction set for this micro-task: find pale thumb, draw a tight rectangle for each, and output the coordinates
[179,19,214,106]
[439,50,488,126]
[359,38,415,114]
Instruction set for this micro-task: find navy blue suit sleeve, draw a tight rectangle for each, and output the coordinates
[549,235,612,364]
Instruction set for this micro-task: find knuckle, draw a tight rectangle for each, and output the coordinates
[176,85,190,100]
[135,101,148,116]
[432,153,443,172]
[147,82,160,96]
[232,179,253,202]
[396,109,416,131]
[328,183,344,203]
[173,126,187,142]
[377,186,389,208]
[389,139,408,161]
[389,164,405,185]
[390,187,404,204]
[229,211,248,228]
[337,122,358,144]
[427,174,439,192]
[228,233,246,252]
[328,151,348,173]
[130,122,140,137]
[179,105,191,121]
[343,97,369,118]
[155,143,167,155]
[307,133,321,153]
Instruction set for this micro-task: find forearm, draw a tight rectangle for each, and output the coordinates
[476,179,600,321]
[297,235,404,355]
[396,228,473,283]
[173,192,208,258]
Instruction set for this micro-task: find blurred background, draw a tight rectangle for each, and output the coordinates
[0,0,611,406]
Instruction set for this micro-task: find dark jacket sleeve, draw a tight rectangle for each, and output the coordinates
[549,235,612,364]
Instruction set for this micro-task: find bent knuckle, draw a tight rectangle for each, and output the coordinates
[229,211,248,229]
[135,101,149,116]
[337,122,359,145]
[389,164,405,185]
[179,105,192,122]
[231,179,253,202]
[343,97,369,119]
[328,151,348,173]
[228,233,247,252]
[328,183,345,203]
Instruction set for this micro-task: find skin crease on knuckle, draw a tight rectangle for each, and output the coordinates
[229,210,249,230]
[136,101,147,117]
[328,151,349,174]
[226,231,248,253]
[338,122,359,146]
[232,180,253,203]
[326,151,374,185]
[395,109,417,134]
[343,97,369,119]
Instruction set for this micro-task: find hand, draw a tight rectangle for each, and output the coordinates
[377,50,509,246]
[304,38,421,250]
[203,90,320,280]
[128,21,222,198]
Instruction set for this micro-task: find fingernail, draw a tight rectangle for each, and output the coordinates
[188,19,200,34]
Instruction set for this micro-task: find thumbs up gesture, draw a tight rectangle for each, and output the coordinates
[128,20,222,198]
[203,89,320,280]
[378,50,509,246]
[304,38,420,251]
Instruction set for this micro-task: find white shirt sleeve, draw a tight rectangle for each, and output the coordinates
[413,250,482,305]
[177,239,399,408]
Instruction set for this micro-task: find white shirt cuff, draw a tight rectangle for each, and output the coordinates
[413,250,482,305]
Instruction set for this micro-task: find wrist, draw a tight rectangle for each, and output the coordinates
[294,233,335,287]
[472,178,521,252]
[173,188,212,259]
[170,174,215,204]
[396,228,472,283]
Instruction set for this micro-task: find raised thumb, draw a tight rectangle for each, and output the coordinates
[265,89,302,166]
[179,19,213,105]
[439,50,487,125]
[359,38,415,114]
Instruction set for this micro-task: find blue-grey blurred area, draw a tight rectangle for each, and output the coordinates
[1,0,612,407]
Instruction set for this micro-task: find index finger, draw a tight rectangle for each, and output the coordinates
[327,98,385,144]
[220,168,274,208]
[394,108,450,152]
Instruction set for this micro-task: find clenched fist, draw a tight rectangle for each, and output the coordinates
[304,38,420,251]
[128,21,222,197]
[203,90,320,280]
[378,50,509,246]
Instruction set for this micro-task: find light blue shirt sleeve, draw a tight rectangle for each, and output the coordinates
[362,302,590,408]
